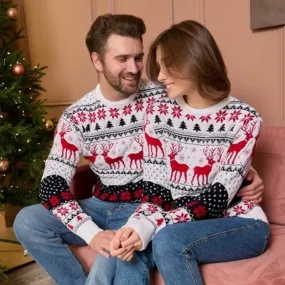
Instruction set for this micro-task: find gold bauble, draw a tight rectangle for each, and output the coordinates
[0,159,9,172]
[7,8,18,20]
[45,119,54,131]
[12,64,25,76]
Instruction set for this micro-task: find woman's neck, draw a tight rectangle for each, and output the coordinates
[183,91,218,109]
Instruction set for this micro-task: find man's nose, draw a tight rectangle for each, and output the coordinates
[127,59,139,74]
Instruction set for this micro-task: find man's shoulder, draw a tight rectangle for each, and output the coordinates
[136,79,166,99]
[64,88,98,114]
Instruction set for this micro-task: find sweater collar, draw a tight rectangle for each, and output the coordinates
[95,84,137,108]
[176,95,232,115]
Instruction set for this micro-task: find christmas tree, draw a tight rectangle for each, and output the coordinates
[0,1,56,208]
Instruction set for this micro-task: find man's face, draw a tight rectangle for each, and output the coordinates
[100,34,144,98]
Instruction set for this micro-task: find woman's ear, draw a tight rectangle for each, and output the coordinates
[91,52,103,72]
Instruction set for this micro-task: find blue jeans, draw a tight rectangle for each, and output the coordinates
[86,245,154,285]
[152,217,270,285]
[13,198,153,285]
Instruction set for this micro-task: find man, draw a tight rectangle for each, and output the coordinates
[13,14,263,285]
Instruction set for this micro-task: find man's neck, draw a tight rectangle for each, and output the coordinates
[99,77,132,102]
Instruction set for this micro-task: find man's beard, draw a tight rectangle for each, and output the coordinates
[103,66,141,97]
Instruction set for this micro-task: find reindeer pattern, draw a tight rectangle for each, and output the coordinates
[162,121,258,189]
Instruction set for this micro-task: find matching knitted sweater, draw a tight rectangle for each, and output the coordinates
[124,95,268,250]
[39,81,166,244]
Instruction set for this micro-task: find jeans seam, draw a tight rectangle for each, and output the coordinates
[185,253,199,285]
[105,203,122,228]
[260,226,270,255]
[182,220,264,254]
[142,264,148,285]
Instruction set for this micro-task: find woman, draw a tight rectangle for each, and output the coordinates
[110,20,270,285]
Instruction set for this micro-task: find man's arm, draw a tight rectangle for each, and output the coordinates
[238,167,264,204]
[39,113,102,246]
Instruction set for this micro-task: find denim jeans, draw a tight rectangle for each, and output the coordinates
[86,244,154,285]
[13,198,152,285]
[152,217,270,285]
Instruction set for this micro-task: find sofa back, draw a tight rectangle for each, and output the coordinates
[253,126,285,226]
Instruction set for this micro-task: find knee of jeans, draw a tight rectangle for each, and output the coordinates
[13,206,40,238]
[152,229,174,260]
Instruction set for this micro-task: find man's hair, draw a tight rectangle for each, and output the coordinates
[147,20,230,101]
[86,14,146,58]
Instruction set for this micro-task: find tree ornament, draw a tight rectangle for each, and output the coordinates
[12,64,25,76]
[7,8,18,20]
[0,159,9,172]
[0,112,8,122]
[45,119,54,131]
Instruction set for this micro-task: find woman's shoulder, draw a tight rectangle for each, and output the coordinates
[226,96,262,121]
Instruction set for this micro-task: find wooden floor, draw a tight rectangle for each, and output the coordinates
[7,262,54,285]
[0,226,53,284]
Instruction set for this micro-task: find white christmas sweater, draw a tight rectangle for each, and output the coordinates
[124,95,268,250]
[39,81,166,244]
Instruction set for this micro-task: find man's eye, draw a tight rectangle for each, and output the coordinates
[117,57,127,62]
[135,57,144,62]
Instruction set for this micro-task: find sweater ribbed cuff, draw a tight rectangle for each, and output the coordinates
[123,217,155,251]
[75,220,103,245]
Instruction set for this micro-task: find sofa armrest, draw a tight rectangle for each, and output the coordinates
[70,165,98,200]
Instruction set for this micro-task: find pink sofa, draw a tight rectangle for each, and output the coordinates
[70,126,285,284]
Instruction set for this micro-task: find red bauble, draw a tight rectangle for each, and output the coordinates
[12,64,25,76]
[7,8,18,20]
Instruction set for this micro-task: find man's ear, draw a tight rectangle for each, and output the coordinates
[91,52,103,72]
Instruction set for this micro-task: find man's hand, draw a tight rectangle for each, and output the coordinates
[238,168,264,204]
[110,228,142,261]
[89,230,116,258]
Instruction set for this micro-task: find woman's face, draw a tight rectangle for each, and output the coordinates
[156,47,197,100]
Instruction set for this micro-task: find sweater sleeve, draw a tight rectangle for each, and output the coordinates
[39,113,102,244]
[124,116,262,250]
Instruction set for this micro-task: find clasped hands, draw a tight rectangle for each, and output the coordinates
[89,227,142,262]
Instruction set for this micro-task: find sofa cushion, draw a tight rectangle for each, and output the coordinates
[200,224,285,285]
[253,126,285,225]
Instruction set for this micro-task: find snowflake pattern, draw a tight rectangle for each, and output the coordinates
[97,109,107,120]
[185,113,196,121]
[123,104,132,115]
[135,99,144,112]
[171,106,182,118]
[229,110,242,122]
[215,110,228,123]
[109,108,120,119]
[88,112,96,123]
[158,103,169,115]
[77,112,87,123]
[200,115,211,123]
